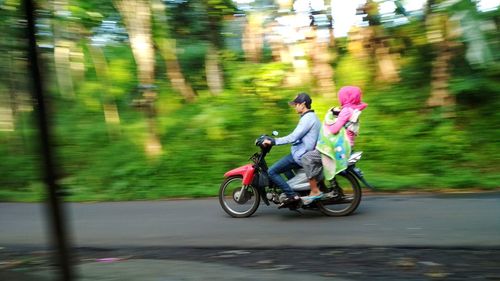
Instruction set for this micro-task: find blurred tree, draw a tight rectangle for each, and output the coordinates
[356,0,400,83]
[164,0,236,95]
[267,0,313,87]
[51,0,76,98]
[308,4,336,98]
[0,0,26,133]
[425,0,461,115]
[242,11,265,63]
[152,0,196,102]
[428,0,498,114]
[449,0,494,67]
[203,0,236,95]
[65,0,124,137]
[114,0,162,156]
[87,44,123,138]
[236,0,274,63]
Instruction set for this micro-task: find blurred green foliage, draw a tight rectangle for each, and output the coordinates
[0,0,499,202]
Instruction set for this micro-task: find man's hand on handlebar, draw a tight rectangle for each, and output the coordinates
[262,139,273,147]
[255,135,275,148]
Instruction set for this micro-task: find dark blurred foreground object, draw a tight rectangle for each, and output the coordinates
[24,0,74,280]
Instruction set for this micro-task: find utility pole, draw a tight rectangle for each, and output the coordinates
[24,0,74,280]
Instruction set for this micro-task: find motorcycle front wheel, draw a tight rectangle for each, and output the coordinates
[317,172,362,216]
[219,176,260,218]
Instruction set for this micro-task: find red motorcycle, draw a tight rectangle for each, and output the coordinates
[219,134,374,218]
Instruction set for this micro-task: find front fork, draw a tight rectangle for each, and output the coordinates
[253,169,271,206]
[236,182,270,206]
[235,185,248,203]
[258,182,271,206]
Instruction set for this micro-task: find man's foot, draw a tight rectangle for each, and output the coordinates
[278,194,300,208]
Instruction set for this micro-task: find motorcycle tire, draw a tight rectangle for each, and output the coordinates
[219,176,260,218]
[317,172,362,217]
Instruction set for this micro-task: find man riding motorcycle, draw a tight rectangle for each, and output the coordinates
[262,93,321,206]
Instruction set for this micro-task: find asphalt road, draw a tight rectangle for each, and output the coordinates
[1,192,499,248]
[1,192,500,281]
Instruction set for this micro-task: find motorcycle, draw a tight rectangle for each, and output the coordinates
[219,132,374,218]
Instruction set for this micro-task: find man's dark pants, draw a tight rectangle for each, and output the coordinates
[268,154,301,197]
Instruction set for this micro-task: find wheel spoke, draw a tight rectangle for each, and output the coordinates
[219,176,260,218]
[317,173,361,216]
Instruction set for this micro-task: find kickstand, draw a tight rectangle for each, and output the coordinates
[292,209,303,215]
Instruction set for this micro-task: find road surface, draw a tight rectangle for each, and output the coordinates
[1,192,499,248]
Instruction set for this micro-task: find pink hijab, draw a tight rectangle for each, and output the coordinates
[338,86,367,111]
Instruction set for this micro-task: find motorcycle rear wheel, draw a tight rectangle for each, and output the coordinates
[317,172,362,216]
[219,176,260,218]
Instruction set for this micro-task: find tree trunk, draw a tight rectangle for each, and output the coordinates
[0,94,15,132]
[265,21,286,62]
[88,45,122,139]
[309,26,335,98]
[160,38,197,102]
[52,0,74,98]
[374,39,400,83]
[356,1,399,83]
[152,0,196,102]
[205,43,224,95]
[427,41,455,109]
[425,12,457,116]
[270,10,311,87]
[115,0,162,157]
[366,30,399,83]
[242,12,264,63]
[54,42,75,98]
[0,51,16,132]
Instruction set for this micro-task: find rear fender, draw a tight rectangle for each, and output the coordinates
[224,164,255,186]
[347,166,375,190]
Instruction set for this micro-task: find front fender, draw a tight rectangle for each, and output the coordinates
[224,164,255,185]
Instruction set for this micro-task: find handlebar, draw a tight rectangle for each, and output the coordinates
[255,135,274,152]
